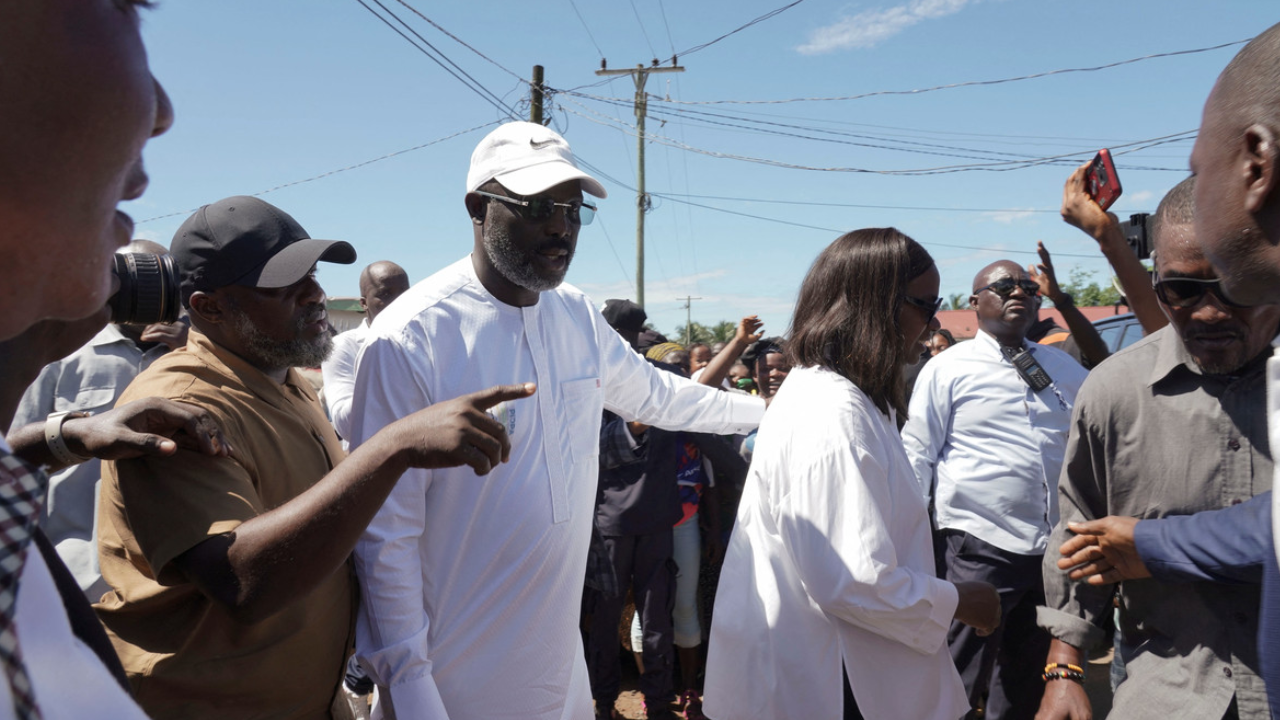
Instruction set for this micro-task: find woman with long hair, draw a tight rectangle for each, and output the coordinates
[702,228,1000,720]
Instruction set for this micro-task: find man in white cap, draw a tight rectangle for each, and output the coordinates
[348,122,765,720]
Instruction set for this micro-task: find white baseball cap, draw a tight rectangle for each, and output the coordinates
[466,122,607,198]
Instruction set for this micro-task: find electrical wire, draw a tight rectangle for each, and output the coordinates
[391,0,527,82]
[355,0,519,119]
[136,122,498,225]
[650,38,1252,105]
[650,192,1062,215]
[628,0,658,59]
[568,0,605,59]
[669,0,807,63]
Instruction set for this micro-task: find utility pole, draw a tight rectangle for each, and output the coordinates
[596,60,684,308]
[530,65,544,125]
[677,295,701,345]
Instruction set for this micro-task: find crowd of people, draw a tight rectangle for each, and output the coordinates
[5,6,1280,720]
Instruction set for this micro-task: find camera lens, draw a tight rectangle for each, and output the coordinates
[109,253,180,325]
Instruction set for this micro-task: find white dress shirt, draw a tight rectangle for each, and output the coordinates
[321,318,369,447]
[348,257,764,720]
[11,324,169,598]
[703,366,967,720]
[903,331,1088,555]
[0,439,149,720]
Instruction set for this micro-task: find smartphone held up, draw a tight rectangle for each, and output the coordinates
[1084,149,1122,211]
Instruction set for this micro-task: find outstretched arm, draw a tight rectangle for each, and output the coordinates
[697,315,764,388]
[1029,241,1110,367]
[1060,161,1166,335]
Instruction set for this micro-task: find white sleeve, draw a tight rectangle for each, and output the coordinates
[776,434,957,655]
[349,333,450,719]
[320,332,360,441]
[901,361,951,505]
[10,362,58,432]
[597,322,764,435]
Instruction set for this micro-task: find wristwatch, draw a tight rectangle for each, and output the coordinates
[45,410,94,466]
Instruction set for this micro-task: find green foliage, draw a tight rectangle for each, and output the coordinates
[671,320,742,346]
[673,321,715,346]
[1058,268,1122,307]
[948,293,968,311]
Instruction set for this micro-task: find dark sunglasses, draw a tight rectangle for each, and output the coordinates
[903,294,944,323]
[975,278,1040,298]
[1152,276,1248,309]
[474,190,596,226]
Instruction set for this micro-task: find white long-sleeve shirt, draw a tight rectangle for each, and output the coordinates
[902,330,1088,555]
[320,318,368,447]
[348,257,764,720]
[703,366,967,720]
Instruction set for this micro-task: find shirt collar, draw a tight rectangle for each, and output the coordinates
[974,329,1030,358]
[88,323,134,348]
[186,330,310,404]
[1149,323,1271,387]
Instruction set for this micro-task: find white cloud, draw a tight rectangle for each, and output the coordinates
[798,0,976,54]
[1128,190,1154,204]
[131,228,165,243]
[982,209,1036,225]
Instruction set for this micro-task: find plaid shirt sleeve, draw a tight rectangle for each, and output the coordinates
[599,412,647,471]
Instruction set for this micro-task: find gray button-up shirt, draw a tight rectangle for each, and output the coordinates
[10,325,169,600]
[1038,325,1272,720]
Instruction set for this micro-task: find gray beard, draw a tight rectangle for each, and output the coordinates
[483,223,568,293]
[228,307,333,371]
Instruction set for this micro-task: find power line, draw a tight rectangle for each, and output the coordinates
[354,0,519,119]
[650,192,1062,215]
[559,101,1193,175]
[670,0,807,63]
[136,122,497,225]
[390,0,527,82]
[628,0,658,59]
[644,194,1103,259]
[649,38,1251,105]
[568,0,605,59]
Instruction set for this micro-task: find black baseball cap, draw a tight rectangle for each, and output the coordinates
[171,195,356,305]
[601,299,646,333]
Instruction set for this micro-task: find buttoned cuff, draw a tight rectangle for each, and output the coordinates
[912,578,959,655]
[727,394,766,435]
[384,675,449,720]
[1036,605,1105,651]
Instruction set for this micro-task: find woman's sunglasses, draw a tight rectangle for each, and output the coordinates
[903,294,944,323]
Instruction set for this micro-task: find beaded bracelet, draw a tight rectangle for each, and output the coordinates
[1042,668,1086,683]
[1043,662,1084,674]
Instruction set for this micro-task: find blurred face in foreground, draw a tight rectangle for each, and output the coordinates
[0,1,174,340]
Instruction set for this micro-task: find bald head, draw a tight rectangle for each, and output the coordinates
[1188,21,1280,307]
[972,260,1024,292]
[358,261,410,323]
[970,259,1037,346]
[1212,23,1280,132]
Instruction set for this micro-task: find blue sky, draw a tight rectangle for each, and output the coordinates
[128,0,1277,338]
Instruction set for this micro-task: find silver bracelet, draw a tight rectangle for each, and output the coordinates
[45,410,93,466]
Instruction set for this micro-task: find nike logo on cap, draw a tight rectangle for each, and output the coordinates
[530,138,556,149]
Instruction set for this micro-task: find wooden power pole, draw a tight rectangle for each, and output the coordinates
[595,61,684,308]
[530,65,544,124]
[677,295,702,345]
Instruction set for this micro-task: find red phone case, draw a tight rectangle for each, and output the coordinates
[1085,149,1122,210]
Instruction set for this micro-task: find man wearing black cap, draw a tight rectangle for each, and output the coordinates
[601,298,647,350]
[94,196,534,720]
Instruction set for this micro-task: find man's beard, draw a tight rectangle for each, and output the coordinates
[482,223,572,293]
[228,305,333,371]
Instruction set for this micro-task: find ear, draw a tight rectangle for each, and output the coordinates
[187,290,227,327]
[1243,123,1280,215]
[464,193,487,225]
[969,294,979,310]
[358,296,369,311]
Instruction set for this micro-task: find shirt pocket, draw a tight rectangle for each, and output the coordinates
[54,386,118,414]
[561,377,603,464]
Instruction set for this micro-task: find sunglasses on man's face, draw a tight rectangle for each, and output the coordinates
[975,278,1040,298]
[903,294,944,324]
[1152,276,1248,309]
[474,190,597,226]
